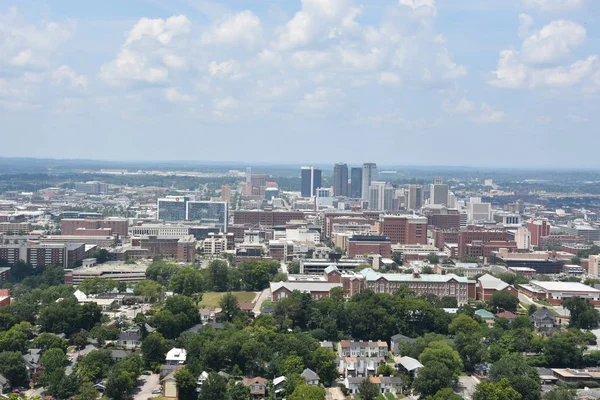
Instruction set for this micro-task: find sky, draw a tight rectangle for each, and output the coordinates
[0,0,599,167]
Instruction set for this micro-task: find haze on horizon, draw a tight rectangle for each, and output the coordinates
[1,0,599,167]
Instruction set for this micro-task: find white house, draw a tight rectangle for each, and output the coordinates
[166,348,187,365]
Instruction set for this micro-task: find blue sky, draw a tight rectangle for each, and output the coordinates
[1,0,599,167]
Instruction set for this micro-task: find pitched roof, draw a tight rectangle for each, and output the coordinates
[477,274,511,291]
[474,309,495,319]
[270,281,342,293]
[301,368,320,381]
[359,268,469,283]
[397,356,423,372]
[496,311,517,319]
[532,308,555,320]
[391,333,417,343]
[0,373,9,386]
[243,377,268,386]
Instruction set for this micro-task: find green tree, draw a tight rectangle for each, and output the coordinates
[283,355,304,376]
[421,265,435,274]
[357,378,379,400]
[33,332,68,352]
[142,332,168,369]
[418,341,462,377]
[473,378,522,400]
[289,384,326,400]
[287,262,301,275]
[76,381,99,400]
[489,354,540,400]
[413,361,455,398]
[40,347,68,373]
[543,388,577,400]
[563,297,600,329]
[0,351,28,386]
[207,259,230,291]
[175,367,198,400]
[455,331,487,373]
[78,277,118,295]
[426,253,440,264]
[77,349,113,383]
[219,292,243,322]
[449,314,480,335]
[153,295,200,339]
[376,363,395,376]
[543,330,585,368]
[169,266,204,296]
[430,388,463,400]
[489,291,519,312]
[146,260,179,286]
[311,347,337,387]
[198,372,227,400]
[134,279,165,302]
[226,381,251,400]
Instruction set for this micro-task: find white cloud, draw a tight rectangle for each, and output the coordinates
[518,14,534,39]
[378,72,401,86]
[339,47,384,71]
[471,103,505,124]
[208,60,243,79]
[442,97,475,114]
[437,50,468,79]
[201,11,263,49]
[522,0,586,13]
[165,87,193,102]
[257,49,283,67]
[100,15,192,86]
[125,15,190,46]
[300,86,343,111]
[291,50,333,69]
[521,20,586,64]
[274,0,362,50]
[0,7,73,68]
[52,65,88,90]
[213,96,238,110]
[399,0,437,17]
[162,54,187,69]
[489,16,599,90]
[100,49,169,85]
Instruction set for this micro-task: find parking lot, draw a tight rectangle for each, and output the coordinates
[134,373,161,400]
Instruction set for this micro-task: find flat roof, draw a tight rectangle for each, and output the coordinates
[531,280,600,293]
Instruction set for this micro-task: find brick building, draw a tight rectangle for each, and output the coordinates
[378,215,427,245]
[476,274,518,301]
[458,227,509,257]
[136,236,196,262]
[61,218,129,237]
[527,219,551,247]
[432,229,460,250]
[232,210,305,227]
[464,240,518,259]
[347,235,392,258]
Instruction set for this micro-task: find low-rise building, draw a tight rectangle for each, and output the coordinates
[338,341,388,358]
[242,377,267,399]
[270,281,342,302]
[64,263,148,285]
[476,274,518,301]
[166,348,187,365]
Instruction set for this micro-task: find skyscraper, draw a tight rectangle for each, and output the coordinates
[361,163,377,200]
[350,167,362,198]
[333,163,349,197]
[368,182,394,211]
[301,166,322,197]
[157,197,188,221]
[407,185,424,210]
[430,177,449,206]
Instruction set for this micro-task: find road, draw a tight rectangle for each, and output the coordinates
[518,292,536,306]
[134,373,161,400]
[252,288,272,315]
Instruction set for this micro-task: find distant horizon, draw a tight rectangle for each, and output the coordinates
[1,156,599,172]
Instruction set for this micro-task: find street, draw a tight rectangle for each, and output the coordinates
[134,373,161,400]
[252,288,272,315]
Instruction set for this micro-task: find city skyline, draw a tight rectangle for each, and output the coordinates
[1,1,599,167]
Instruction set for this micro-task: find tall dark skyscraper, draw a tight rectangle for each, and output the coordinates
[333,163,348,197]
[350,167,362,198]
[301,166,322,197]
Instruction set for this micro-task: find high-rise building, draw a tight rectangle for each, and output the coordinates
[379,215,428,245]
[157,197,188,221]
[333,163,349,197]
[407,185,424,210]
[368,182,394,211]
[245,167,252,184]
[467,199,492,222]
[75,181,109,194]
[527,219,551,247]
[429,177,449,206]
[361,163,377,200]
[350,168,363,198]
[301,166,322,197]
[186,201,229,232]
[221,185,232,203]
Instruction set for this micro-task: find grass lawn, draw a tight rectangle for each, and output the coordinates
[261,300,274,309]
[198,292,256,308]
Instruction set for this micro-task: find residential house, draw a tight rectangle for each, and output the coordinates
[396,356,423,378]
[243,377,267,399]
[338,341,388,358]
[166,348,187,365]
[196,371,209,392]
[0,373,10,395]
[110,349,132,363]
[339,357,386,378]
[496,310,517,321]
[320,341,335,352]
[531,308,557,333]
[390,334,417,355]
[343,376,403,395]
[117,327,142,349]
[162,372,178,400]
[301,368,320,386]
[23,348,41,376]
[474,309,496,328]
[273,376,287,396]
[199,308,212,323]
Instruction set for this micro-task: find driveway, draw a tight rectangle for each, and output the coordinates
[456,376,480,400]
[134,373,161,400]
[326,387,345,400]
[252,288,272,315]
[518,292,536,306]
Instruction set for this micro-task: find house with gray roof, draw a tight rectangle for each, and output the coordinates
[301,368,320,386]
[531,308,556,333]
[390,333,416,355]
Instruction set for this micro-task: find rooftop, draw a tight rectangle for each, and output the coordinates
[531,281,600,293]
[359,268,469,283]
